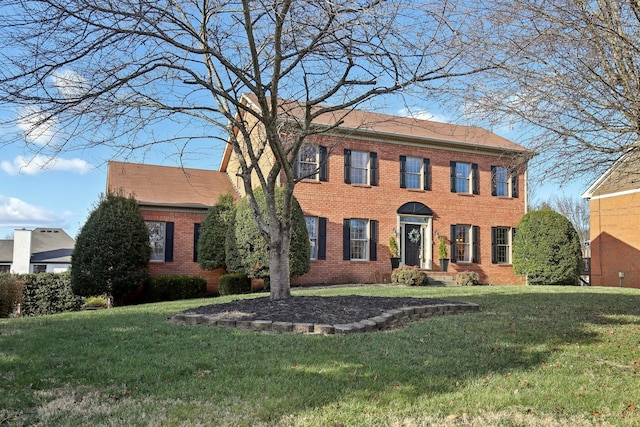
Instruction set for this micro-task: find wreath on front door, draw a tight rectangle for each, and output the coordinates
[408,228,421,244]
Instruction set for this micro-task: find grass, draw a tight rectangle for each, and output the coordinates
[1,285,639,426]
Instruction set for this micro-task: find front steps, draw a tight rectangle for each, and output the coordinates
[425,272,457,286]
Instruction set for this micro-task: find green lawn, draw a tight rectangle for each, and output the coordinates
[1,285,639,426]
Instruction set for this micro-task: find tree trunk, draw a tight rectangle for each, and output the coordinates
[268,229,292,300]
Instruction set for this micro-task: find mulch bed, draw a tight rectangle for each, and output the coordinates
[181,295,453,325]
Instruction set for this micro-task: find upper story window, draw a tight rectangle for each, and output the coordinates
[146,221,174,262]
[450,161,479,194]
[400,156,431,190]
[343,218,378,261]
[491,166,519,198]
[344,149,378,186]
[295,145,328,181]
[450,224,480,263]
[491,226,514,264]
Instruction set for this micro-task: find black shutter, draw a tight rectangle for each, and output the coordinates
[472,226,480,263]
[319,146,328,182]
[472,163,479,195]
[193,223,200,263]
[344,149,351,184]
[450,161,457,192]
[165,222,174,262]
[400,155,407,188]
[450,224,457,263]
[511,170,519,198]
[343,219,351,260]
[369,152,378,186]
[318,217,327,260]
[424,158,431,191]
[491,226,497,264]
[369,220,378,261]
[491,166,497,196]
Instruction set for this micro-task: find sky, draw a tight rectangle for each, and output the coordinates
[0,96,591,241]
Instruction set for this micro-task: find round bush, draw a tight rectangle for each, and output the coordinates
[391,266,429,286]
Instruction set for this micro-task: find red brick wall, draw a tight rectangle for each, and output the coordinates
[589,192,640,288]
[290,134,526,286]
[141,208,225,294]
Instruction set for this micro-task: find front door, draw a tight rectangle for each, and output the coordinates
[404,223,422,266]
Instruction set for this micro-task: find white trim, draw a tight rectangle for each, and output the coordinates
[587,187,640,201]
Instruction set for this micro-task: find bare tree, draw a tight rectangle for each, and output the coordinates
[550,194,590,257]
[459,0,640,185]
[0,0,487,300]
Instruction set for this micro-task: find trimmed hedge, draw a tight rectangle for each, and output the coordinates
[21,272,82,317]
[142,275,208,303]
[218,273,251,295]
[0,273,24,318]
[391,266,429,286]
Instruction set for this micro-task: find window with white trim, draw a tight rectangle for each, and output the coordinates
[491,166,519,198]
[450,224,480,263]
[450,161,479,194]
[492,226,514,264]
[296,145,324,180]
[344,149,378,185]
[400,156,431,190]
[305,216,318,260]
[146,221,174,262]
[343,218,378,261]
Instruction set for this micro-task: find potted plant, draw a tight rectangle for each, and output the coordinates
[438,236,449,272]
[389,236,400,269]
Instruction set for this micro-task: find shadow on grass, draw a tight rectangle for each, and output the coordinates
[2,288,640,424]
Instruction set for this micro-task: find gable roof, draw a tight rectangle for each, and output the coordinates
[107,161,237,209]
[0,228,75,264]
[220,94,531,170]
[582,148,640,199]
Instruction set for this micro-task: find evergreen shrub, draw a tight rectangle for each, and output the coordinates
[198,193,236,270]
[21,272,82,316]
[218,273,251,295]
[142,275,208,303]
[391,266,429,286]
[456,272,479,286]
[0,273,24,318]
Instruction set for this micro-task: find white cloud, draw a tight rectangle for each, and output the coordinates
[397,107,452,123]
[1,155,93,176]
[0,195,62,228]
[50,68,90,100]
[16,106,59,146]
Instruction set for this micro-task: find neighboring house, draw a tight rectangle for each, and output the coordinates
[582,149,640,288]
[0,228,75,274]
[106,161,237,293]
[220,94,532,285]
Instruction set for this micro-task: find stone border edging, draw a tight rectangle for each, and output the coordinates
[171,302,480,335]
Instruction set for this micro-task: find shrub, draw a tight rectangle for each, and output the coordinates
[21,272,82,317]
[513,207,582,285]
[71,191,151,304]
[142,275,208,303]
[82,296,108,309]
[218,273,251,295]
[198,193,236,270]
[456,272,479,286]
[391,266,429,286]
[0,274,24,318]
[226,187,310,279]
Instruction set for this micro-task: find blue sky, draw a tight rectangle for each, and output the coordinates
[0,99,590,241]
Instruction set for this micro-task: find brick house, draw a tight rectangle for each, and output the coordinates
[582,149,640,288]
[221,94,532,285]
[0,228,75,274]
[106,161,237,293]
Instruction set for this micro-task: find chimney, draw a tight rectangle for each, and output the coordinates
[12,229,32,274]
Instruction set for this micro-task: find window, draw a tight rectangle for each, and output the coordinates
[295,145,328,181]
[400,156,431,190]
[450,161,479,194]
[344,149,378,185]
[146,221,174,262]
[492,226,514,264]
[450,224,480,263]
[304,216,327,260]
[33,264,47,274]
[343,218,378,261]
[491,166,519,198]
[0,265,9,273]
